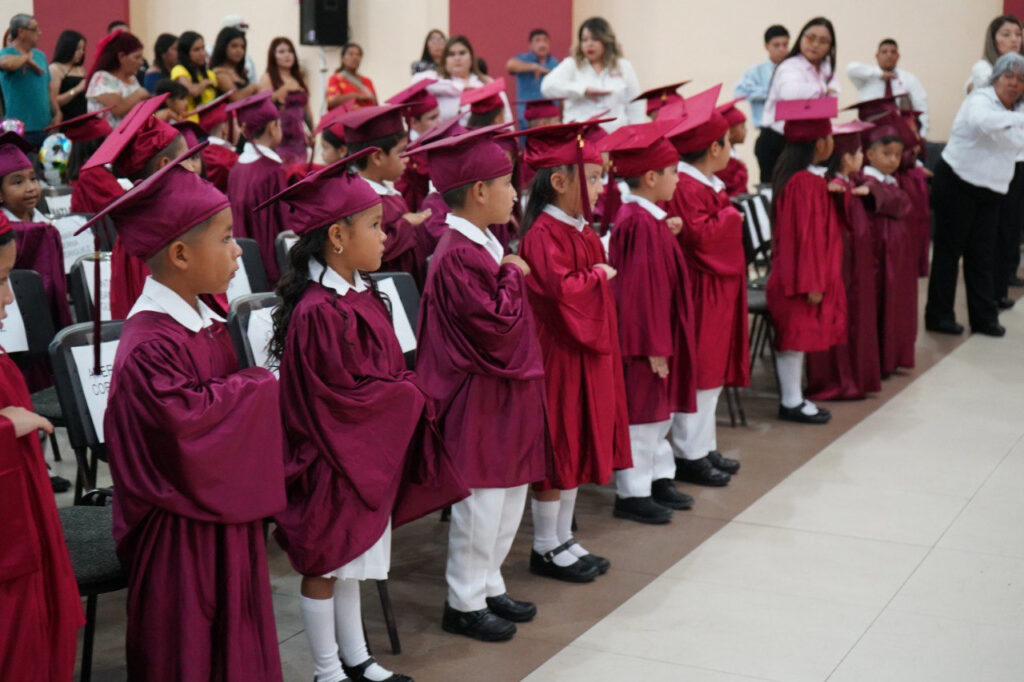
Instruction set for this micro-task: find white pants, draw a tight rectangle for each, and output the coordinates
[668,387,723,461]
[616,419,674,497]
[446,485,528,612]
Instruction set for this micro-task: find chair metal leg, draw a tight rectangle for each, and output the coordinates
[375,580,401,655]
[440,505,451,522]
[48,430,61,462]
[571,514,578,533]
[72,447,93,505]
[724,386,737,427]
[80,594,97,682]
[730,387,747,427]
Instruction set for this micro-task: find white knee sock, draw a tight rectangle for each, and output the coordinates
[532,497,576,566]
[556,489,590,558]
[776,351,819,414]
[300,596,345,682]
[333,579,394,681]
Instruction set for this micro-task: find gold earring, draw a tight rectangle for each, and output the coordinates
[335,244,343,254]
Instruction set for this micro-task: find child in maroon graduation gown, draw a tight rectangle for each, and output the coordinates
[897,110,932,278]
[715,98,750,197]
[858,112,916,374]
[0,215,84,681]
[413,125,550,642]
[805,121,882,400]
[85,149,286,682]
[262,150,464,682]
[388,79,442,212]
[406,117,467,258]
[340,104,432,285]
[184,91,238,194]
[661,88,746,486]
[601,122,698,523]
[766,98,847,424]
[502,121,631,582]
[226,91,290,284]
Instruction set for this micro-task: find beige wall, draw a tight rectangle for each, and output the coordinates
[128,0,447,119]
[574,0,1002,182]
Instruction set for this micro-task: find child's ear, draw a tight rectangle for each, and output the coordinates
[167,241,190,271]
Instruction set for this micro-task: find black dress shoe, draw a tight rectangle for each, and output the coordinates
[925,319,964,335]
[997,297,1016,311]
[972,323,1006,337]
[651,478,694,510]
[529,543,600,583]
[675,456,731,486]
[777,402,831,424]
[613,496,673,524]
[50,474,71,493]
[707,450,740,474]
[486,594,537,623]
[343,658,414,682]
[578,552,610,575]
[442,603,516,642]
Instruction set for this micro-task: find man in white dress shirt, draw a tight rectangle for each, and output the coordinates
[847,39,929,136]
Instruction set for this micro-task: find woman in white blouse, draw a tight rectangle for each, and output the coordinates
[540,17,643,132]
[926,53,1024,338]
[415,35,511,124]
[760,17,839,179]
[86,30,149,128]
[965,15,1023,93]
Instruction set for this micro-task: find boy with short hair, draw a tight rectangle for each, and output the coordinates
[735,24,790,180]
[81,149,286,681]
[185,91,237,193]
[388,79,442,211]
[663,85,747,487]
[715,98,750,196]
[506,29,560,129]
[413,125,550,642]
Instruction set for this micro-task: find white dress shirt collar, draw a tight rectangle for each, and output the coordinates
[806,164,829,178]
[127,277,224,332]
[861,165,897,185]
[238,142,282,164]
[2,207,48,222]
[445,213,504,265]
[621,193,667,220]
[362,177,401,196]
[208,135,233,149]
[308,258,367,295]
[543,204,588,232]
[677,160,727,193]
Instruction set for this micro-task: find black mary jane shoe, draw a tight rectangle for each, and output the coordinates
[613,495,673,524]
[777,401,831,425]
[972,323,1006,337]
[925,319,964,335]
[50,474,72,493]
[529,541,600,583]
[486,593,537,622]
[651,478,694,510]
[707,450,740,475]
[343,657,414,682]
[675,456,731,487]
[562,538,611,574]
[441,603,516,642]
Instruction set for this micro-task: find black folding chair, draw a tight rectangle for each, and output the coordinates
[59,488,127,682]
[237,237,271,293]
[225,293,281,370]
[275,230,298,279]
[370,271,420,371]
[733,195,780,398]
[7,270,67,460]
[68,253,112,324]
[48,320,124,502]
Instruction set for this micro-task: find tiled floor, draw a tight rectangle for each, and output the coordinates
[53,278,1023,681]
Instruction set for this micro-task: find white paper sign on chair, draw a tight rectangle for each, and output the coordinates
[0,296,28,352]
[375,277,416,353]
[82,257,113,322]
[246,307,277,376]
[53,214,96,274]
[70,340,119,442]
[226,256,252,302]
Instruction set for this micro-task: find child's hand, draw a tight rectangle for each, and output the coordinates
[403,209,432,226]
[827,181,846,194]
[0,406,54,438]
[501,254,531,276]
[851,185,870,196]
[666,217,683,235]
[594,263,617,280]
[806,291,824,305]
[922,167,935,179]
[648,356,669,379]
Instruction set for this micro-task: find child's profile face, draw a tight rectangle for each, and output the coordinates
[651,166,679,203]
[169,96,189,116]
[709,137,732,174]
[322,140,344,165]
[411,107,441,134]
[530,116,560,128]
[813,134,835,164]
[334,204,385,273]
[583,162,603,211]
[184,209,240,294]
[865,141,903,175]
[729,122,747,145]
[0,240,15,327]
[844,149,864,175]
[267,119,284,148]
[0,169,40,217]
[480,173,517,226]
[378,137,409,181]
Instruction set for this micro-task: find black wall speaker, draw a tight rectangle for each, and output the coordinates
[299,0,349,46]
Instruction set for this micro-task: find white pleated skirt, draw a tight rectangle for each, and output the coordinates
[322,519,392,581]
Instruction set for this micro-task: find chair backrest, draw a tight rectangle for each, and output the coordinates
[227,238,271,303]
[225,292,281,372]
[7,270,56,358]
[69,253,112,323]
[51,214,100,274]
[370,271,420,369]
[48,320,124,448]
[275,230,298,279]
[43,185,73,219]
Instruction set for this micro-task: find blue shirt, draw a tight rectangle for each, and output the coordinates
[513,51,560,116]
[734,60,776,128]
[0,47,51,131]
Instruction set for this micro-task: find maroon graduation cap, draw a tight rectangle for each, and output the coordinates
[775,97,838,143]
[82,94,180,177]
[0,132,35,177]
[460,78,507,115]
[633,81,690,116]
[861,110,916,149]
[183,90,235,133]
[598,121,679,177]
[226,91,279,135]
[173,120,207,148]
[842,95,899,122]
[401,123,513,194]
[716,97,748,127]
[45,107,114,142]
[386,79,440,120]
[831,119,874,156]
[339,104,410,144]
[663,84,725,155]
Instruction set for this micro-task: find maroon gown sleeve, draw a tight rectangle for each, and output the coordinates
[608,210,675,358]
[668,182,747,278]
[71,166,126,213]
[864,178,913,219]
[107,342,285,524]
[521,221,614,354]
